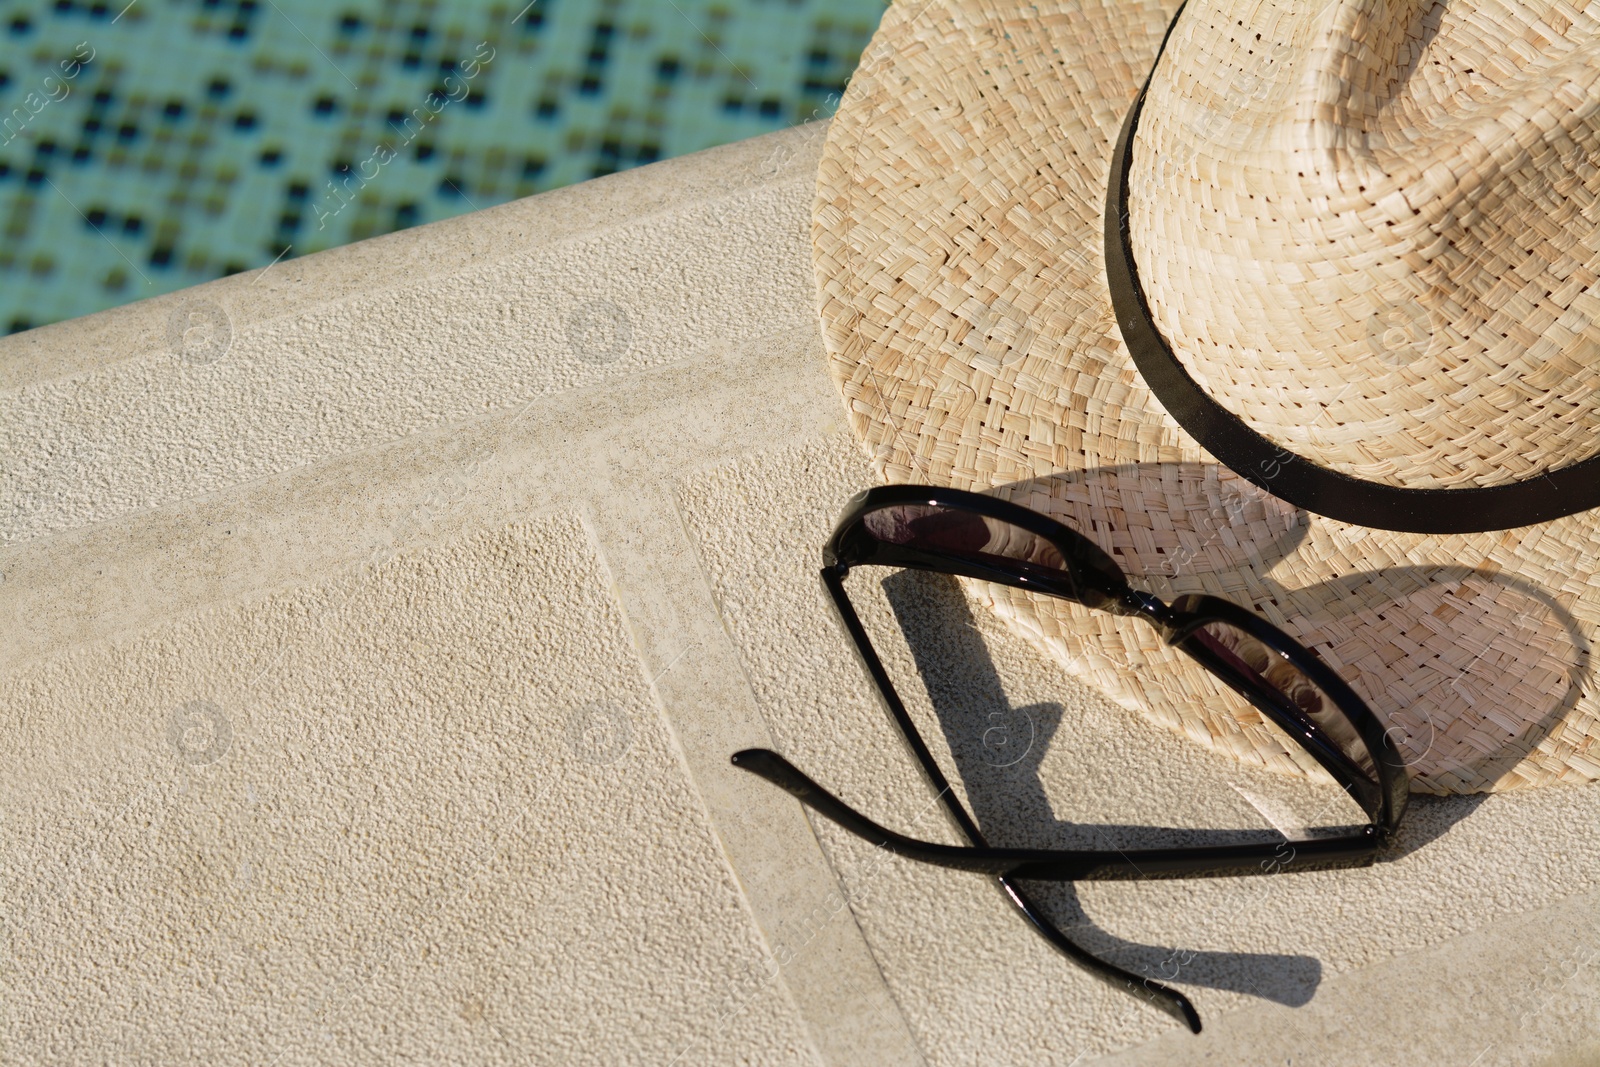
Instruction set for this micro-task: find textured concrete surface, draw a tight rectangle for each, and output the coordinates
[3,518,815,1065]
[3,118,1599,1065]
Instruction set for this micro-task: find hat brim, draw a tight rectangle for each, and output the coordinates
[812,0,1600,794]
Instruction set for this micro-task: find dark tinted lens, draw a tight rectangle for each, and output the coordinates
[862,503,1072,581]
[1187,620,1377,783]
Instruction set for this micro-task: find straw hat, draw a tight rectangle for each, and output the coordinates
[812,0,1600,794]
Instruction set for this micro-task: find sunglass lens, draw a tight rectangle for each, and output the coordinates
[1185,620,1377,784]
[862,502,1070,575]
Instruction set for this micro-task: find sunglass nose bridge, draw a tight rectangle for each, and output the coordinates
[1112,587,1173,628]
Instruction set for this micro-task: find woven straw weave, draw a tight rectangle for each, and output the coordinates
[1136,0,1600,489]
[812,0,1600,794]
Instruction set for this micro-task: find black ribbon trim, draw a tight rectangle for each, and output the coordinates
[1102,1,1600,534]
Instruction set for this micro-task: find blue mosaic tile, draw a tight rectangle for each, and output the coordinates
[0,0,879,333]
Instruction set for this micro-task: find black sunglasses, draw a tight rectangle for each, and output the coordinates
[731,483,1411,1032]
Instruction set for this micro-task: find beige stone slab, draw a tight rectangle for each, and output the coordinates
[0,122,922,1065]
[1097,885,1600,1067]
[0,124,822,547]
[0,514,814,1065]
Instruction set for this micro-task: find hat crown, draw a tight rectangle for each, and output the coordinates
[1131,0,1600,490]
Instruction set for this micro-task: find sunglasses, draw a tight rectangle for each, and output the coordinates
[731,483,1410,1032]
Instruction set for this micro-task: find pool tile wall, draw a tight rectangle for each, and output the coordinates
[0,0,878,333]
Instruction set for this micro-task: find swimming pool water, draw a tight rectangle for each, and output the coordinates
[0,0,882,334]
